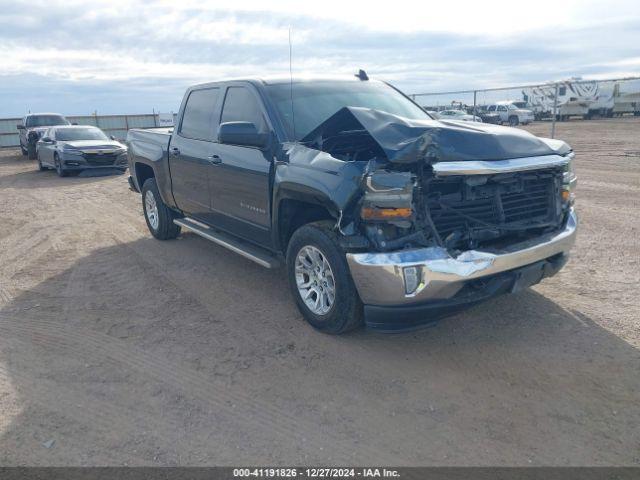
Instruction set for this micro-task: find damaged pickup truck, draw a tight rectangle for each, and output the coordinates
[126,76,578,333]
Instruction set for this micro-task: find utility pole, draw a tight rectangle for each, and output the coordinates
[551,82,559,139]
[473,90,477,118]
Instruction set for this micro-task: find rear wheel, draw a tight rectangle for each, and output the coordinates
[286,221,363,334]
[141,178,181,240]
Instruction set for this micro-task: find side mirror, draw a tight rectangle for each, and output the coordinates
[218,122,268,149]
[17,124,25,130]
[41,137,53,143]
[110,135,116,140]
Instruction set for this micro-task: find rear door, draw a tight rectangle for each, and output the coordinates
[169,87,221,219]
[207,84,273,247]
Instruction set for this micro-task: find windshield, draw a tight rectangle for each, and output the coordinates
[265,81,431,140]
[26,115,69,127]
[55,127,109,141]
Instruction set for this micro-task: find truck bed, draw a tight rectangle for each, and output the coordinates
[126,128,172,163]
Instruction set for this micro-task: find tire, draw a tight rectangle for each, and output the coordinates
[141,178,181,240]
[27,142,37,160]
[20,144,28,156]
[508,115,519,126]
[54,154,68,177]
[286,221,363,334]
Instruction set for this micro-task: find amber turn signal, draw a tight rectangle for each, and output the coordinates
[361,207,412,220]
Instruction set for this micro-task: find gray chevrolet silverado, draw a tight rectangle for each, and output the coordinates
[126,75,577,334]
[17,113,71,159]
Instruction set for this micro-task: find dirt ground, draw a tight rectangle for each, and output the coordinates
[0,118,638,466]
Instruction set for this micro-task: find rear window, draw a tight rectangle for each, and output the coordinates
[180,88,220,141]
[26,115,69,127]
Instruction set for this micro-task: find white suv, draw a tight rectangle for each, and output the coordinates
[486,102,534,126]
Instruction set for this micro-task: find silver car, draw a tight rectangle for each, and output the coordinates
[36,125,128,177]
[437,109,483,122]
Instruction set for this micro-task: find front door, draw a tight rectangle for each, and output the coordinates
[207,85,273,247]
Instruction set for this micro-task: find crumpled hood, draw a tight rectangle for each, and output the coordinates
[302,107,569,164]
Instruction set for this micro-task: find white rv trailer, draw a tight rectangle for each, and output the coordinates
[523,79,640,120]
[579,80,640,117]
[523,79,596,120]
[610,79,640,116]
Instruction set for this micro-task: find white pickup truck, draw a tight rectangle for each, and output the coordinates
[486,102,535,126]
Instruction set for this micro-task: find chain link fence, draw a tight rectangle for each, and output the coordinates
[2,77,639,147]
[410,76,640,138]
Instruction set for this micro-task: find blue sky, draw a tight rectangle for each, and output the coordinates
[0,0,638,116]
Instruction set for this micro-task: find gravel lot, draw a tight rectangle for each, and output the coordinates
[0,118,638,466]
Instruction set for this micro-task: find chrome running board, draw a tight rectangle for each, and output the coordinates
[174,218,280,269]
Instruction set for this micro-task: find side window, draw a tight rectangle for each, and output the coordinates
[558,86,567,96]
[47,128,54,140]
[498,105,507,112]
[488,105,496,112]
[220,87,266,132]
[179,88,220,141]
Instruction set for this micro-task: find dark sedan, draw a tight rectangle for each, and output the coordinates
[36,126,128,177]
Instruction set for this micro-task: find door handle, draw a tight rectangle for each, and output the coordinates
[170,147,180,156]
[208,154,222,164]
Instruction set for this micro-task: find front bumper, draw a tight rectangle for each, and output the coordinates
[61,152,128,170]
[346,210,578,329]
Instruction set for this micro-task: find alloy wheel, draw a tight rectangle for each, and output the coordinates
[295,245,336,315]
[144,189,159,231]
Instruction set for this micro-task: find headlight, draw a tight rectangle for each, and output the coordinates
[62,146,83,156]
[562,154,577,204]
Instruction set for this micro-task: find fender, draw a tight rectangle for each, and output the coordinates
[127,131,178,209]
[272,143,370,251]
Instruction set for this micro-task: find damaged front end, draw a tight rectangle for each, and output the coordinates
[284,106,578,328]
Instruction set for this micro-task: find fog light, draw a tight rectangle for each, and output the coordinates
[403,266,421,295]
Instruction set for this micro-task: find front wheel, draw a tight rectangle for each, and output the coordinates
[37,151,47,171]
[54,154,68,177]
[508,115,519,126]
[141,178,181,240]
[286,221,363,334]
[27,142,37,160]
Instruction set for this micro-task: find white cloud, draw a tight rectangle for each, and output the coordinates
[0,0,638,115]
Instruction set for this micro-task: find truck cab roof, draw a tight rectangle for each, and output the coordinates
[188,75,378,90]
